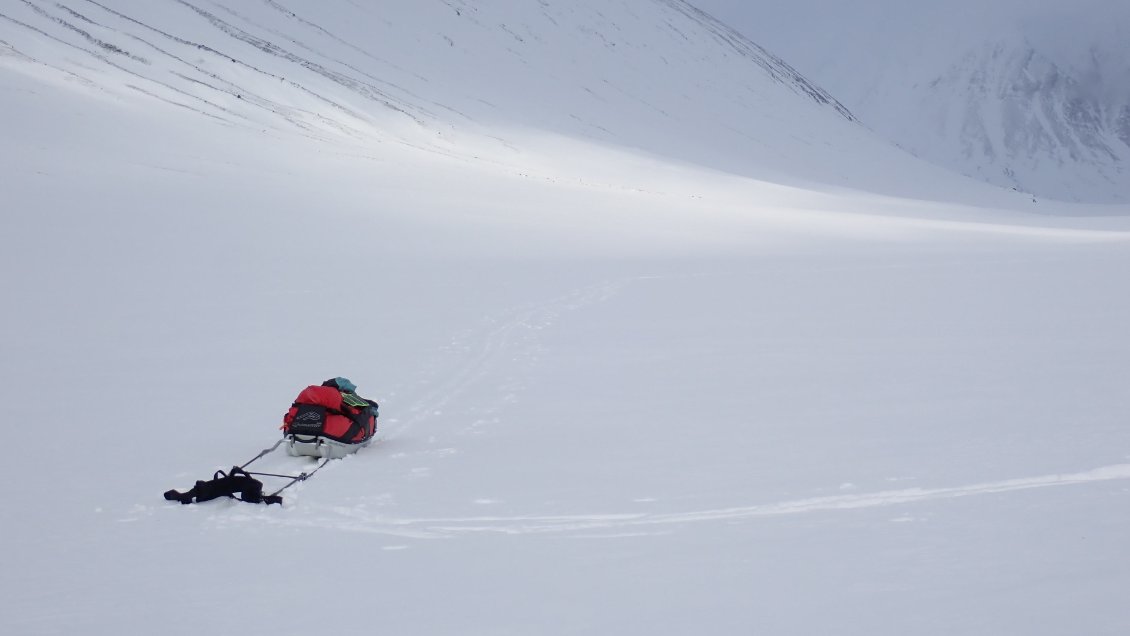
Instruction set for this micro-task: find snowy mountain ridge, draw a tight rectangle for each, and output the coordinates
[7,0,1043,204]
[903,31,1130,202]
[652,0,854,121]
[692,0,1130,203]
[1,0,853,169]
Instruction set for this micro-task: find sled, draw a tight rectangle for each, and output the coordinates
[285,432,373,459]
[164,378,379,505]
[281,382,378,459]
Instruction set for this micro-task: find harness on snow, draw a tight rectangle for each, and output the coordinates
[162,439,331,506]
[163,466,283,505]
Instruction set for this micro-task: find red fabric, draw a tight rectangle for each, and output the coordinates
[282,385,373,442]
[293,385,344,410]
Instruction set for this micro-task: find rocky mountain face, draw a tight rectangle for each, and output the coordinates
[905,34,1130,202]
[692,0,1130,203]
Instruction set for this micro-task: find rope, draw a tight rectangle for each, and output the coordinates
[244,470,304,479]
[240,439,331,496]
[240,439,285,469]
[268,458,332,497]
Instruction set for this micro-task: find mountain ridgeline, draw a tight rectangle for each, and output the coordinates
[690,0,1130,204]
[912,36,1130,203]
[1,0,856,169]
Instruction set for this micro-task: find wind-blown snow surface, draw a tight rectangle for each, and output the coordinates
[2,2,1130,635]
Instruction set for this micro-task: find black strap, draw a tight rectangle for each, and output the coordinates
[339,395,378,443]
[289,399,374,444]
[163,466,282,505]
[290,401,352,419]
[339,412,364,444]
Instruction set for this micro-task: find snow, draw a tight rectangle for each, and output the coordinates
[2,1,1129,634]
[694,0,1130,203]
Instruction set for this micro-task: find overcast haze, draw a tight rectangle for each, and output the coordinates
[2,1,1129,634]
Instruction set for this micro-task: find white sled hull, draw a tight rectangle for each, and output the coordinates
[285,434,370,460]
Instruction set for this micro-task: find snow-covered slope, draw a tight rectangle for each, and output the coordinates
[2,0,1046,203]
[0,0,848,181]
[2,2,1130,636]
[695,0,1130,203]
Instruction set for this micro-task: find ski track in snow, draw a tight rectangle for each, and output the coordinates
[255,463,1130,539]
[210,274,1130,539]
[381,278,633,442]
[143,277,636,525]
